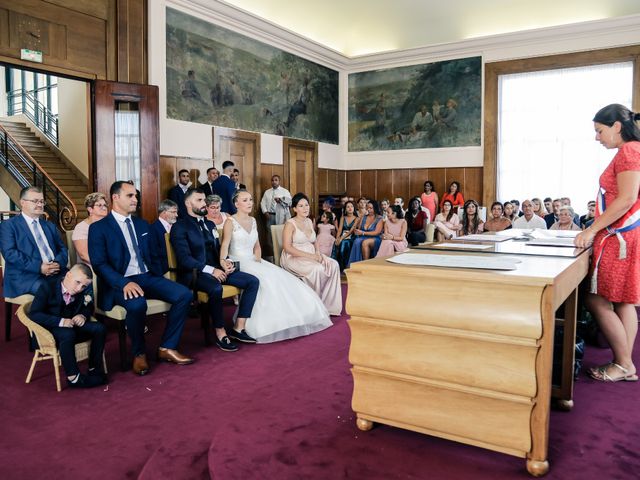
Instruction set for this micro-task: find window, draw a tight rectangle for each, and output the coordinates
[497,62,633,214]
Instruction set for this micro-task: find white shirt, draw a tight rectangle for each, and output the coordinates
[111,211,148,277]
[158,217,172,233]
[260,186,292,214]
[513,214,547,229]
[22,214,55,263]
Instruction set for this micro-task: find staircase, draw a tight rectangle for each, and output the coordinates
[0,119,89,225]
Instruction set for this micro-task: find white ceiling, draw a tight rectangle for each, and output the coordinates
[220,0,640,57]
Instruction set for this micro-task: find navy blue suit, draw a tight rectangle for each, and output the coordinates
[88,213,191,356]
[169,216,258,329]
[212,175,237,214]
[0,214,68,298]
[149,220,169,275]
[30,280,106,377]
[167,185,189,219]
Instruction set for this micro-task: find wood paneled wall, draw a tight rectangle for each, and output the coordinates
[0,0,146,83]
[344,167,484,205]
[159,155,213,202]
[318,169,347,195]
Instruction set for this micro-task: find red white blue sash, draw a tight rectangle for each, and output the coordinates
[591,186,640,293]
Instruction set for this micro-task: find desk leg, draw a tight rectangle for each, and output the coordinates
[356,416,374,431]
[558,289,578,411]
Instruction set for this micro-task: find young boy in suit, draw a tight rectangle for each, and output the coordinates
[30,263,107,388]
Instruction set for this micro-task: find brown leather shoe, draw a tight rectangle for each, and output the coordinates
[157,348,194,365]
[132,354,149,376]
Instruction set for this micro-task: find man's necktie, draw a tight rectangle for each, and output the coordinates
[63,291,73,305]
[199,219,219,250]
[124,218,147,274]
[32,220,54,262]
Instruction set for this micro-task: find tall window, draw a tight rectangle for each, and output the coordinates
[497,62,633,213]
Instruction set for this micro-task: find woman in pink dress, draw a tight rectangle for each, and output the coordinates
[281,193,342,315]
[575,104,640,382]
[420,180,438,221]
[316,211,336,257]
[375,205,408,257]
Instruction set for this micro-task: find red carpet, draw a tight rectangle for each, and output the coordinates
[0,291,638,479]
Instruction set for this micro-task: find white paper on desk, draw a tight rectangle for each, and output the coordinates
[527,229,579,239]
[387,253,520,270]
[431,243,493,250]
[454,234,510,242]
[526,237,577,247]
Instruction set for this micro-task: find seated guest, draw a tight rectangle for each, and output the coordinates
[532,197,547,217]
[484,202,512,232]
[167,169,191,219]
[560,197,581,226]
[89,181,194,376]
[543,197,553,215]
[550,206,581,231]
[170,189,259,351]
[580,201,596,230]
[231,168,246,190]
[440,181,464,210]
[348,200,384,265]
[334,200,358,271]
[72,193,109,266]
[0,186,67,298]
[514,199,548,229]
[460,199,485,235]
[394,196,406,215]
[503,201,517,223]
[30,263,107,388]
[434,200,461,241]
[205,194,228,228]
[375,205,408,257]
[544,198,562,228]
[221,190,332,342]
[149,199,179,276]
[320,197,339,229]
[281,193,342,315]
[511,199,523,217]
[333,195,349,224]
[356,197,368,218]
[316,211,336,257]
[379,198,390,221]
[201,167,219,197]
[405,197,428,246]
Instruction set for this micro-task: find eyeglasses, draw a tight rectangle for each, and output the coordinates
[93,203,108,209]
[23,199,46,206]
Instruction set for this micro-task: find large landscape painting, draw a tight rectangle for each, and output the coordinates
[348,57,481,151]
[166,8,339,144]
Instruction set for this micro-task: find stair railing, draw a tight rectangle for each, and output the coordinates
[0,125,77,231]
[7,87,59,146]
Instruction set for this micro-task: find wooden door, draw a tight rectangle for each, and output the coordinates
[93,80,159,222]
[212,127,260,214]
[284,138,318,217]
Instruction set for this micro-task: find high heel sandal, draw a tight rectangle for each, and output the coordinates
[589,362,638,382]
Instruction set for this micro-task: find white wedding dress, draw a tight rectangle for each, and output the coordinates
[228,217,332,343]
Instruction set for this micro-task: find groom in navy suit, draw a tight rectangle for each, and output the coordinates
[0,186,67,298]
[212,160,237,214]
[89,181,194,376]
[170,188,259,352]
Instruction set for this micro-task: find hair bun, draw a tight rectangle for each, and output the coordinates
[633,111,640,122]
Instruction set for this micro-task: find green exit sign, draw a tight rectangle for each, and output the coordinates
[20,48,43,63]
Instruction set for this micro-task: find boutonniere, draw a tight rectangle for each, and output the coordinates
[84,295,92,306]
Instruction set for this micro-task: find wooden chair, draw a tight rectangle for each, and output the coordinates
[16,302,107,392]
[1,254,35,341]
[93,274,171,371]
[164,233,239,346]
[270,224,285,266]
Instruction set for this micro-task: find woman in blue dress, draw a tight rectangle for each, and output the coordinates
[346,200,383,267]
[334,200,358,271]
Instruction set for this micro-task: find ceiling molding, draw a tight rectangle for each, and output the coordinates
[169,0,350,70]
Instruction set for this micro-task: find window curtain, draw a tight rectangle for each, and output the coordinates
[497,62,633,214]
[114,110,141,190]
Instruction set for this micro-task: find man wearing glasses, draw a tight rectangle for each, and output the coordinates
[0,186,68,298]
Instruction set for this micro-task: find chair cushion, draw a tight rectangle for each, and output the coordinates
[197,285,240,303]
[5,294,35,305]
[95,299,171,320]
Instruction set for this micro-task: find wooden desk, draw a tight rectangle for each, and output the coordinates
[346,249,589,476]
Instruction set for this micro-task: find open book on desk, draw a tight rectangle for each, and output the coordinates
[524,229,579,247]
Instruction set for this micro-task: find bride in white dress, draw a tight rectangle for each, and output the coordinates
[220,190,332,343]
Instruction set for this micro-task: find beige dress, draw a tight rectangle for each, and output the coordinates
[280,218,343,315]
